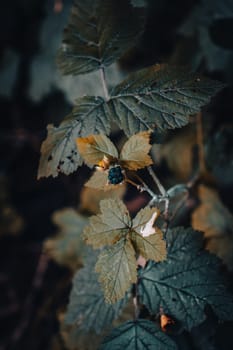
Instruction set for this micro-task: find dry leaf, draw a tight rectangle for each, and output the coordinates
[139,210,160,237]
[160,314,175,332]
[159,125,196,181]
[80,184,126,214]
[192,185,233,270]
[120,132,153,170]
[84,198,166,303]
[77,134,118,166]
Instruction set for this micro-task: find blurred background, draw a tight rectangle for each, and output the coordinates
[0,0,233,349]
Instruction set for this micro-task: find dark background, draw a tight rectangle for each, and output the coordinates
[0,0,233,349]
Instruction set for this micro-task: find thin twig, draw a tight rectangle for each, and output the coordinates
[100,67,110,101]
[9,252,49,347]
[147,166,170,219]
[147,166,167,196]
[196,112,206,175]
[125,178,158,201]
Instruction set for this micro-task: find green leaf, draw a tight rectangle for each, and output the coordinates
[57,0,143,76]
[138,226,233,330]
[109,64,224,135]
[38,96,110,178]
[165,226,203,259]
[96,238,137,303]
[44,208,87,269]
[83,198,131,248]
[100,319,178,350]
[65,249,129,333]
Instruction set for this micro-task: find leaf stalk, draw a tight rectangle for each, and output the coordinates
[100,67,110,101]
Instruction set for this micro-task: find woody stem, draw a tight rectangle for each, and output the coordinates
[100,67,110,101]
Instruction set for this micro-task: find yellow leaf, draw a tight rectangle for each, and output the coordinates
[120,132,153,170]
[158,125,196,181]
[132,230,167,262]
[76,134,118,166]
[83,198,131,249]
[131,207,167,261]
[95,238,137,303]
[192,185,233,270]
[192,185,233,239]
[132,207,166,262]
[80,185,126,214]
[132,207,160,236]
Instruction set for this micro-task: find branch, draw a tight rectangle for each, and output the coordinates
[196,112,207,175]
[9,251,49,347]
[100,67,110,101]
[147,166,167,196]
[125,178,158,203]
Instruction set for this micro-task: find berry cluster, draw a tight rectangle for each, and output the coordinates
[108,166,124,185]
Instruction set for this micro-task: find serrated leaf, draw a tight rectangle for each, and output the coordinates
[77,134,118,166]
[44,208,87,269]
[120,132,153,170]
[138,226,233,330]
[57,0,143,76]
[38,96,110,178]
[84,199,165,259]
[65,249,129,334]
[83,198,130,248]
[96,238,137,303]
[100,198,131,228]
[131,231,166,262]
[84,199,166,302]
[109,64,224,135]
[165,226,203,259]
[132,207,166,261]
[83,213,125,248]
[100,319,177,350]
[132,207,160,236]
[38,122,81,179]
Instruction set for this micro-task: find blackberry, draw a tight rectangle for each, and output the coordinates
[108,166,124,185]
